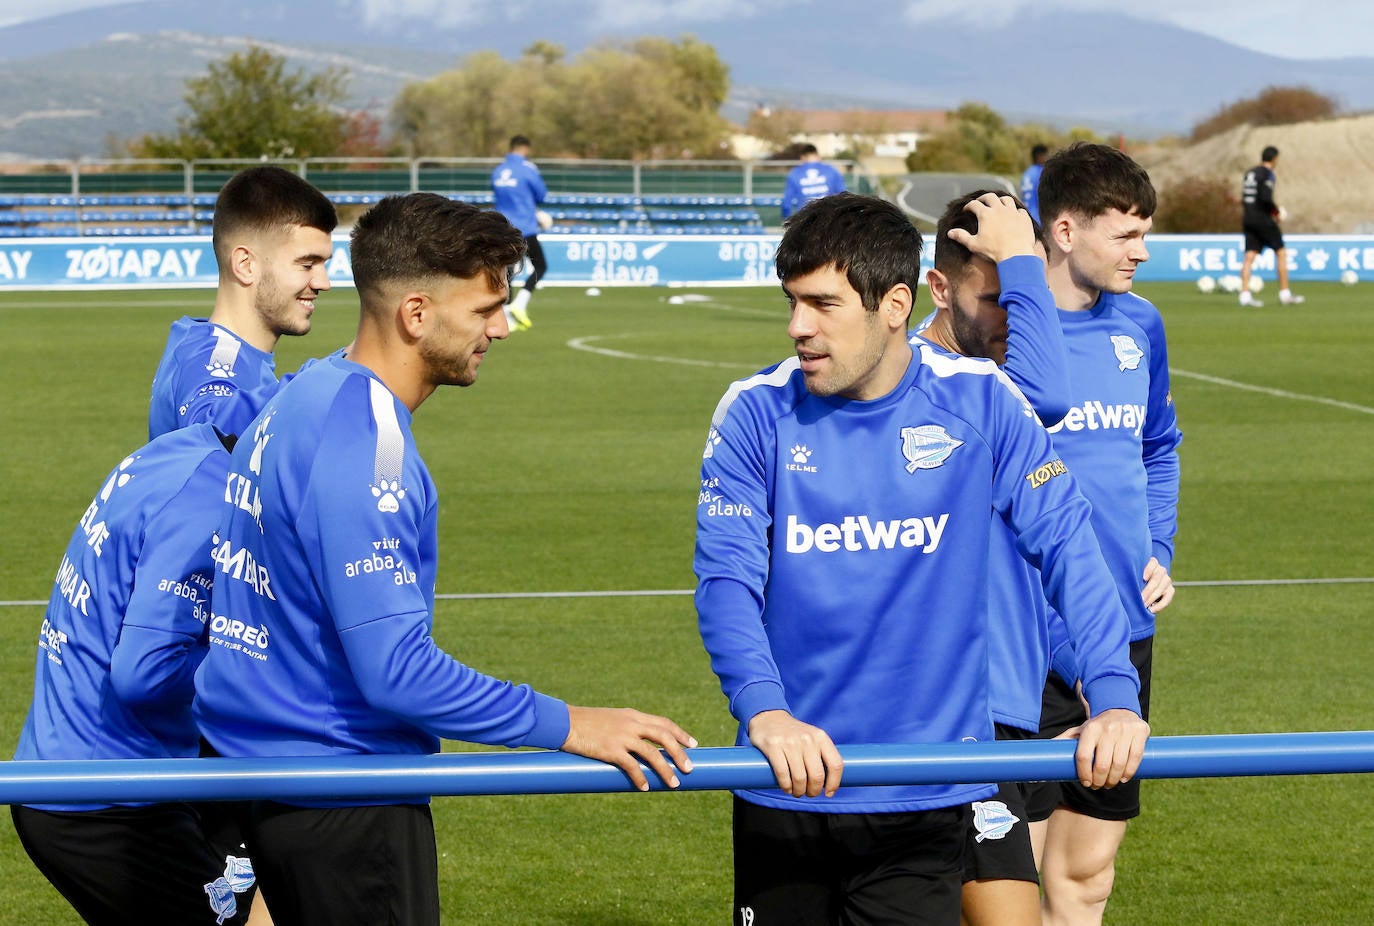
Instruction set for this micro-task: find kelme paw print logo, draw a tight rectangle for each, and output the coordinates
[790,444,812,464]
[205,359,237,379]
[703,427,722,460]
[372,479,406,513]
[248,413,274,476]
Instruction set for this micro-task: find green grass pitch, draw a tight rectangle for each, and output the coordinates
[0,279,1371,923]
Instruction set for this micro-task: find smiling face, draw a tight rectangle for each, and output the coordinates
[1061,207,1151,297]
[252,224,334,338]
[417,272,511,388]
[784,264,911,401]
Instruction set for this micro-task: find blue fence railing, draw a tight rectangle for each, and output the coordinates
[3,732,1372,806]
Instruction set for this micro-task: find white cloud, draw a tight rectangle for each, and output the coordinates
[582,0,790,30]
[355,0,529,29]
[900,0,1374,59]
[2,0,1372,61]
[0,0,126,28]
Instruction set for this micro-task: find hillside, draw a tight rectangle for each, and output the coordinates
[1137,114,1374,235]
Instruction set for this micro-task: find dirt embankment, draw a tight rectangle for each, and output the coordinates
[1135,114,1374,234]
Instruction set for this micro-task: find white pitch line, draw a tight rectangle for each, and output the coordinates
[566,333,757,370]
[2,577,1373,609]
[1173,368,1374,416]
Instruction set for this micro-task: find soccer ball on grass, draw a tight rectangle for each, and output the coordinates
[1196,275,1217,294]
[1341,269,1359,286]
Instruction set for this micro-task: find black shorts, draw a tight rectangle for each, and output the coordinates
[523,234,548,288]
[733,795,967,925]
[10,802,253,925]
[1244,214,1284,253]
[1031,635,1154,822]
[244,801,440,926]
[962,725,1040,884]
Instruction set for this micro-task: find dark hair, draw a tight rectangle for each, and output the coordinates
[933,189,1041,276]
[349,194,527,306]
[1031,143,1049,160]
[1037,141,1156,225]
[798,143,820,157]
[211,166,337,267]
[776,192,922,311]
[510,135,531,150]
[1262,145,1279,162]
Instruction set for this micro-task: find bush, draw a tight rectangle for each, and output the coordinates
[1153,174,1239,232]
[1190,85,1337,143]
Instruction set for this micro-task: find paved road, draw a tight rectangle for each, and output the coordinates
[894,172,1016,224]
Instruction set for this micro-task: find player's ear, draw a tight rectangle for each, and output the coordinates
[881,282,912,330]
[1047,215,1074,254]
[229,244,256,286]
[926,269,952,310]
[397,291,428,340]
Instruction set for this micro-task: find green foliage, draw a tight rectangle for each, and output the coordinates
[126,46,353,160]
[905,103,1104,175]
[1190,85,1338,143]
[2,283,1374,923]
[391,36,733,159]
[1153,174,1240,232]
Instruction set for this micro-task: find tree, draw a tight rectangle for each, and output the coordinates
[128,46,351,159]
[390,36,732,159]
[1190,85,1338,143]
[905,103,1103,176]
[1153,175,1238,233]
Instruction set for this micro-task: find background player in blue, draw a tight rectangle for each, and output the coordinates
[780,143,846,220]
[694,192,1147,926]
[490,133,548,330]
[1240,144,1303,307]
[193,192,695,925]
[1034,142,1184,926]
[148,165,336,440]
[1019,144,1049,224]
[11,424,256,925]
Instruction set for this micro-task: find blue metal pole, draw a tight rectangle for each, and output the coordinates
[2,732,1372,806]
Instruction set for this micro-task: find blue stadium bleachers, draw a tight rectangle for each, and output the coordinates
[0,190,784,238]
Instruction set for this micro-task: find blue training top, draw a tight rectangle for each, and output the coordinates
[490,152,548,237]
[694,340,1140,814]
[148,316,279,441]
[193,355,568,805]
[1046,290,1183,679]
[781,161,846,219]
[15,424,231,811]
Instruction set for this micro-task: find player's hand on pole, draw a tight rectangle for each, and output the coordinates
[946,191,1039,263]
[1071,708,1150,789]
[562,706,697,792]
[1141,557,1174,614]
[747,709,843,798]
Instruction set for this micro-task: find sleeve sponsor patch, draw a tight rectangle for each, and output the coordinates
[1025,458,1068,489]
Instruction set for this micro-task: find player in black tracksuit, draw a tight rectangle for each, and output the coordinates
[1240,145,1303,306]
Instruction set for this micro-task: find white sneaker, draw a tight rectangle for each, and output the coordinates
[1279,290,1305,305]
[1239,291,1263,307]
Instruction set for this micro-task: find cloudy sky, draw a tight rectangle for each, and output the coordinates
[0,0,1368,60]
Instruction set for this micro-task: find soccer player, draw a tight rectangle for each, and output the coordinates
[1020,144,1049,224]
[780,143,846,220]
[1240,145,1303,306]
[1033,142,1184,926]
[918,189,1086,926]
[193,193,695,925]
[490,133,548,330]
[11,424,256,925]
[148,165,337,440]
[693,192,1148,926]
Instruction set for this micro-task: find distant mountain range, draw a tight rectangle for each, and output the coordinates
[4,1,1374,159]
